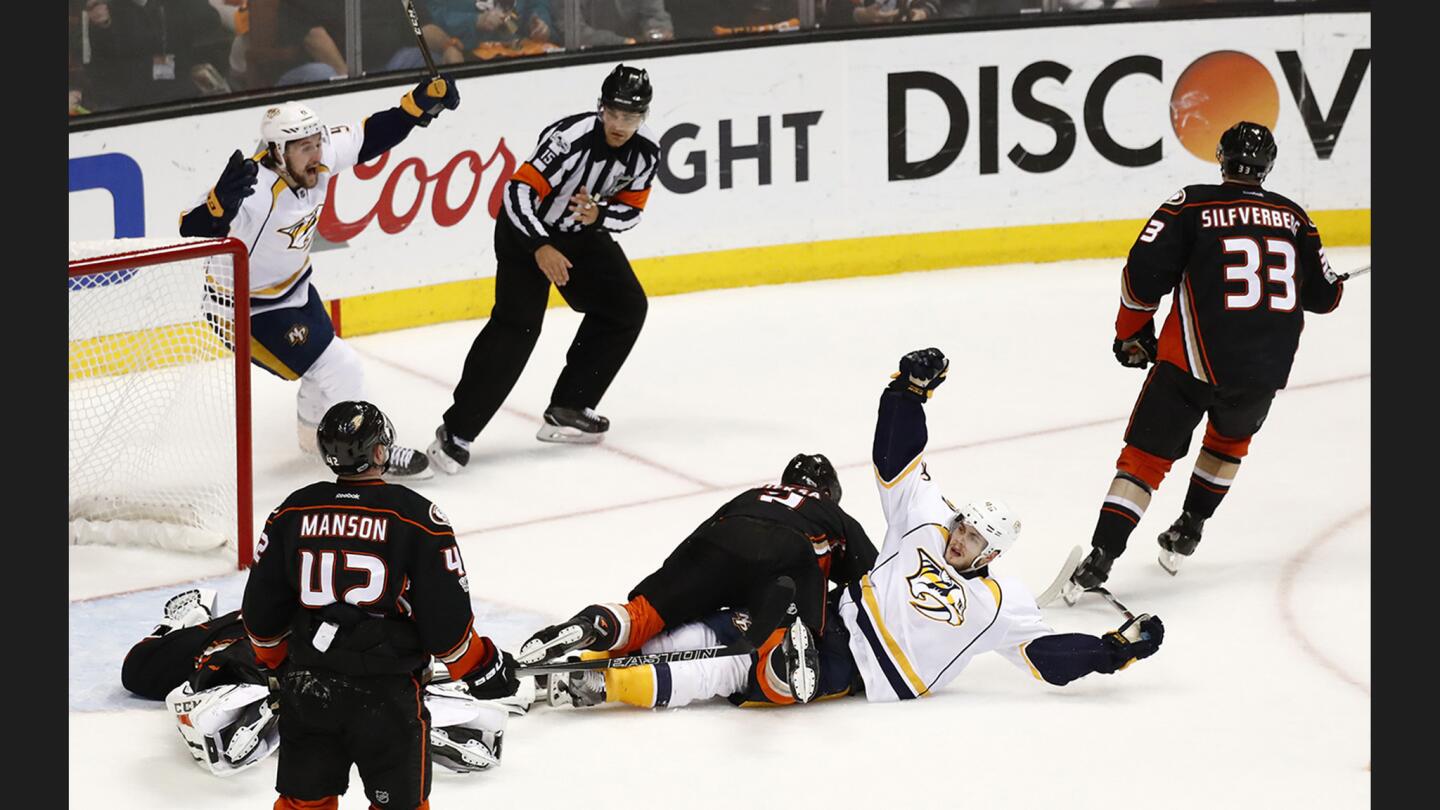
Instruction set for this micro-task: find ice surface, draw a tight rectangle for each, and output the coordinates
[70,252,1371,808]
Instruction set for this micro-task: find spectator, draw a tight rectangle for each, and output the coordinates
[823,1,941,25]
[248,0,461,88]
[80,0,233,110]
[425,0,559,59]
[667,1,785,39]
[937,0,1042,18]
[205,0,251,89]
[569,0,674,48]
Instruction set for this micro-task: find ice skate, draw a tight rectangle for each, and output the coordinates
[383,443,433,481]
[1157,511,1205,575]
[426,424,471,474]
[548,670,606,708]
[536,406,609,444]
[1062,547,1114,606]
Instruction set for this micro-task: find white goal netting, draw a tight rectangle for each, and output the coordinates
[68,238,251,561]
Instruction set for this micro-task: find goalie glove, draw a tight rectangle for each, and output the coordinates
[889,347,949,401]
[1101,613,1164,670]
[1112,322,1158,369]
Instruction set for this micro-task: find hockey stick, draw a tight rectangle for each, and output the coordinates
[399,0,439,76]
[1035,545,1084,608]
[398,0,444,125]
[1328,264,1370,283]
[515,641,755,677]
[1086,585,1136,622]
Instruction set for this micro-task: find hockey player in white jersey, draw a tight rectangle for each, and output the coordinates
[543,349,1166,710]
[178,75,464,479]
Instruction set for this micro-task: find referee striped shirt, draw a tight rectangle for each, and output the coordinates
[504,111,660,247]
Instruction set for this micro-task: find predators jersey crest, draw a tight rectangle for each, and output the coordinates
[906,548,967,626]
[279,207,321,250]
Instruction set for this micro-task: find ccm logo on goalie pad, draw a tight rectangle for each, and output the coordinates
[907,548,967,627]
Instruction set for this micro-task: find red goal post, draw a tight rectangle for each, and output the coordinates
[68,237,254,569]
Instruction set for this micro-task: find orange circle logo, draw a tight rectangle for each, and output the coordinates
[1170,51,1280,163]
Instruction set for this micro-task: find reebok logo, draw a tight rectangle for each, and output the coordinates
[335,492,360,499]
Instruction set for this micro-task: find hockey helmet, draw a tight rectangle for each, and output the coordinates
[953,498,1021,572]
[599,64,652,114]
[1216,121,1277,183]
[781,453,842,503]
[316,401,394,476]
[259,101,327,165]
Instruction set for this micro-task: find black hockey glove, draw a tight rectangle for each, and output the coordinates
[888,347,949,401]
[401,74,461,126]
[1112,322,1158,369]
[207,150,259,220]
[463,644,520,700]
[1101,614,1164,670]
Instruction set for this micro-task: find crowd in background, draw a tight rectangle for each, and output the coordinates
[69,0,1297,117]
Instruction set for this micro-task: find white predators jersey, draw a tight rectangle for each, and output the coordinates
[186,122,365,314]
[837,455,1053,701]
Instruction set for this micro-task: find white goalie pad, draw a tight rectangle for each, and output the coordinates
[165,681,277,777]
[425,682,508,773]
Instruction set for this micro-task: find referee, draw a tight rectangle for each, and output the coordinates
[429,65,659,473]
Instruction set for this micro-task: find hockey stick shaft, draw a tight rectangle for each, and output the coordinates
[399,0,440,76]
[515,642,754,676]
[1340,265,1370,280]
[1086,586,1136,621]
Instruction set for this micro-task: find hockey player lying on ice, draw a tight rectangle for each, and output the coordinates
[534,348,1166,709]
[120,589,518,777]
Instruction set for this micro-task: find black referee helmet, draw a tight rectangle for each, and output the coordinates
[600,64,652,113]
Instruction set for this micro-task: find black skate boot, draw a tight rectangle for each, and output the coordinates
[536,406,609,444]
[1157,511,1206,575]
[1061,547,1115,606]
[426,424,471,474]
[383,443,433,481]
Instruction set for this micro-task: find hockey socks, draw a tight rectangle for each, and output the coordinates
[1182,448,1241,519]
[1092,473,1153,557]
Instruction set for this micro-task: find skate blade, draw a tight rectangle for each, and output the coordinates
[1157,550,1184,576]
[1060,579,1084,606]
[426,444,465,475]
[535,425,606,444]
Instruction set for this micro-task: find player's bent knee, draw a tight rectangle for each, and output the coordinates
[1115,444,1175,491]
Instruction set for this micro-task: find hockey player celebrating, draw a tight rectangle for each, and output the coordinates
[178,75,466,479]
[540,349,1166,710]
[518,452,877,707]
[1064,121,1346,599]
[241,401,520,807]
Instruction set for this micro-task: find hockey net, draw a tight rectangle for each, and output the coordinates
[69,238,253,568]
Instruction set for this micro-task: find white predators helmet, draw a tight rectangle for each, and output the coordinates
[955,498,1021,571]
[258,101,327,168]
